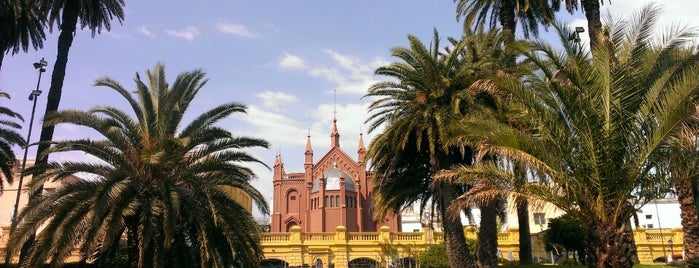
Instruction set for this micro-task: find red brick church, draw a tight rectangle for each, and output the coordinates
[270,119,401,232]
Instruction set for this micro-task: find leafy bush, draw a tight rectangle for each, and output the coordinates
[418,243,450,268]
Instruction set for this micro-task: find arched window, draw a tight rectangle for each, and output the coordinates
[336,196,340,207]
[324,196,328,207]
[330,196,334,207]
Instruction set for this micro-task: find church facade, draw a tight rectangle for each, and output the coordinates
[270,119,401,232]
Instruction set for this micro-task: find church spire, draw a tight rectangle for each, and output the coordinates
[305,131,313,165]
[273,152,285,180]
[358,133,365,152]
[331,90,340,148]
[305,131,313,152]
[358,132,366,164]
[331,119,340,148]
[274,151,282,167]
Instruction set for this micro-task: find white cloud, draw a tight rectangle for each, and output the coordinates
[236,105,310,149]
[138,26,155,38]
[279,53,306,69]
[165,26,199,41]
[216,23,258,38]
[255,91,299,109]
[308,49,389,95]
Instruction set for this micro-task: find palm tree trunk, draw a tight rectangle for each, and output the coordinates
[19,0,79,263]
[514,164,532,264]
[678,176,699,267]
[127,224,139,268]
[440,183,477,268]
[478,199,499,268]
[581,0,603,50]
[499,0,517,43]
[0,52,4,73]
[585,220,635,268]
[516,199,533,264]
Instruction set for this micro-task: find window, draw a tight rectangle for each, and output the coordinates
[647,224,654,228]
[533,213,546,225]
[336,196,340,207]
[290,196,296,200]
[324,196,328,207]
[645,214,652,220]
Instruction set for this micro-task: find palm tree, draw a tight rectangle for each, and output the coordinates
[33,0,125,165]
[365,30,477,268]
[19,0,125,259]
[0,91,25,189]
[0,0,46,72]
[366,28,521,267]
[453,28,531,267]
[6,63,270,267]
[657,121,699,266]
[455,1,550,261]
[455,0,556,41]
[441,5,699,268]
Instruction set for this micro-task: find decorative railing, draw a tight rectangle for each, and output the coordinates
[260,233,290,243]
[348,232,378,241]
[302,232,334,241]
[391,232,423,241]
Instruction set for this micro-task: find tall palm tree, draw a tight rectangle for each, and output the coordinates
[455,1,551,262]
[365,30,477,268]
[0,0,46,72]
[33,0,125,164]
[441,5,699,268]
[19,0,125,260]
[7,63,270,267]
[366,28,521,267]
[657,121,699,266]
[0,91,25,190]
[453,28,530,267]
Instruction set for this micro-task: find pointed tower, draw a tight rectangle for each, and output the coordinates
[357,132,366,165]
[273,154,284,181]
[330,119,340,148]
[305,133,314,167]
[304,133,314,184]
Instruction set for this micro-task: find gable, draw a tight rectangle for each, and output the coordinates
[313,147,361,179]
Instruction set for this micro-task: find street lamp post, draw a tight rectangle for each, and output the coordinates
[9,58,47,225]
[569,26,585,50]
[668,238,674,257]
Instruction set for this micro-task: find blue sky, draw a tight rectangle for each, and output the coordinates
[1,0,698,217]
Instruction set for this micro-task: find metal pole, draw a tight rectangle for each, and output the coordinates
[9,58,45,225]
[655,198,667,259]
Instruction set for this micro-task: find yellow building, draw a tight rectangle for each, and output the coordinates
[259,225,684,267]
